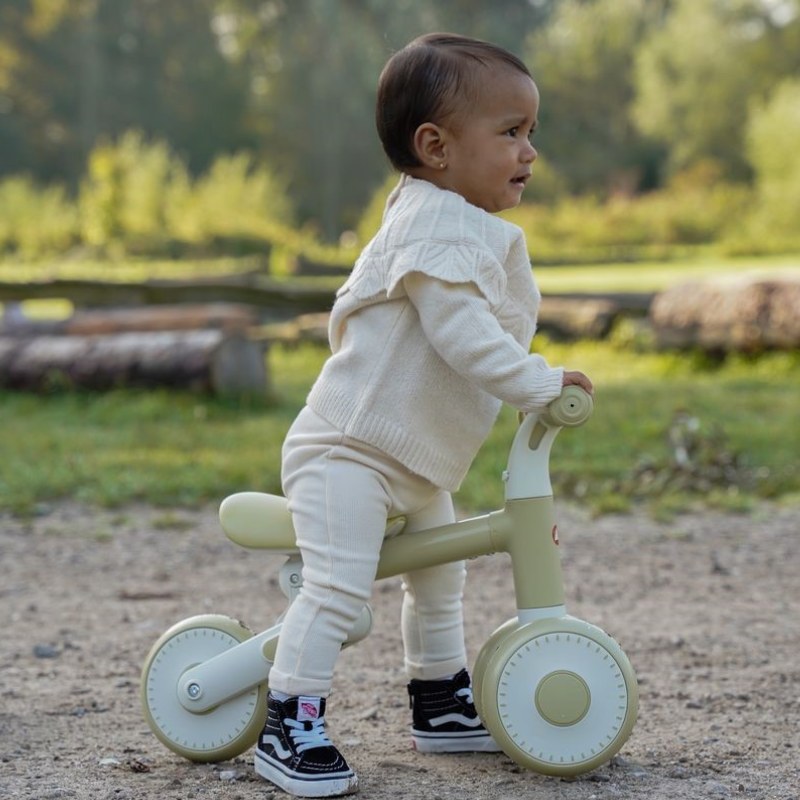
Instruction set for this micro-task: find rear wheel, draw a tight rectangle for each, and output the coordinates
[141,615,268,762]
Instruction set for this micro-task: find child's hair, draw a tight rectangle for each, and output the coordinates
[376,33,532,171]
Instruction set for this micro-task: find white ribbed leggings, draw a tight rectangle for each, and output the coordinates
[268,407,468,698]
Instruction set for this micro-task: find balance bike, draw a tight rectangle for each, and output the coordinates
[141,386,638,776]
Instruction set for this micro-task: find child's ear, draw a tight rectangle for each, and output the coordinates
[412,123,447,169]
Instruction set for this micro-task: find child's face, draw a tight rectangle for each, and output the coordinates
[439,70,539,213]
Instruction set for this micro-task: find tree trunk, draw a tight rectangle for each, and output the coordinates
[0,330,268,396]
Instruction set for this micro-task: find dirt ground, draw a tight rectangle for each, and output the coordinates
[1,500,798,800]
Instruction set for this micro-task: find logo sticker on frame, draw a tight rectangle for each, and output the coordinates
[551,525,559,546]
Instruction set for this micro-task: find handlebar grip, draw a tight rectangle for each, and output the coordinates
[541,385,593,428]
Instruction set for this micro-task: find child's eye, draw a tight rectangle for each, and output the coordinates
[527,129,537,142]
[506,127,519,137]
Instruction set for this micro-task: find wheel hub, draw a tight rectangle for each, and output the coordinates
[493,631,630,766]
[535,670,590,726]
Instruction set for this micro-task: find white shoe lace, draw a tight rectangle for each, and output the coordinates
[285,717,334,754]
[456,686,474,706]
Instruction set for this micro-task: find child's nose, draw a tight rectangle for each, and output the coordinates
[523,142,538,163]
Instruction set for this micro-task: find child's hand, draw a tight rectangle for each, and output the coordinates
[562,370,594,396]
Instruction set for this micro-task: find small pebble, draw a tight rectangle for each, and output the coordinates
[33,644,60,659]
[98,757,121,767]
[669,766,690,779]
[705,780,731,795]
[627,767,649,778]
[219,770,239,782]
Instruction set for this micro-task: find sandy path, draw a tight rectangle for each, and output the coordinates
[1,502,798,800]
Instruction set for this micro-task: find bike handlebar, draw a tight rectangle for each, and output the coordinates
[540,385,594,428]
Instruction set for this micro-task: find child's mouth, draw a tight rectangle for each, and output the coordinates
[511,175,529,187]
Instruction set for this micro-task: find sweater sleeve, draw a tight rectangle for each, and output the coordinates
[404,272,565,412]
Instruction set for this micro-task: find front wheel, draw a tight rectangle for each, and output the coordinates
[472,617,520,720]
[141,615,268,762]
[479,617,638,776]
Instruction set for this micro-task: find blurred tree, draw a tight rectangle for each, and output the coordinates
[746,77,800,238]
[633,0,800,180]
[220,0,551,238]
[524,0,665,195]
[0,0,253,184]
[6,0,796,238]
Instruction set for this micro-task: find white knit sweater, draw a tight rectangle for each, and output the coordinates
[307,174,564,491]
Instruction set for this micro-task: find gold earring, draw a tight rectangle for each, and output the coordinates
[439,163,446,169]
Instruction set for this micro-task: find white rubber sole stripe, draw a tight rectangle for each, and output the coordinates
[411,732,503,754]
[426,712,483,728]
[254,750,358,797]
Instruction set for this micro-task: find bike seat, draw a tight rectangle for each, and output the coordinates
[219,492,407,552]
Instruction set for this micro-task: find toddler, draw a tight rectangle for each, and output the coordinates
[254,32,593,798]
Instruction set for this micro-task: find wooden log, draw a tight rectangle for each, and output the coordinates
[64,303,257,335]
[0,276,336,310]
[256,312,330,344]
[256,294,631,346]
[0,330,268,396]
[0,304,258,337]
[546,291,653,314]
[537,296,620,339]
[0,278,653,315]
[650,274,800,351]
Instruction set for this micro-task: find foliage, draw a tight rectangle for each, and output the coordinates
[0,0,799,247]
[79,132,178,247]
[221,0,548,238]
[744,78,800,244]
[165,152,295,244]
[76,132,294,254]
[612,410,761,500]
[0,0,253,184]
[503,166,752,261]
[524,0,659,193]
[355,172,398,246]
[632,0,798,180]
[0,176,78,256]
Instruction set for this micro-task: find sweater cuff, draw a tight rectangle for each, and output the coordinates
[522,364,564,412]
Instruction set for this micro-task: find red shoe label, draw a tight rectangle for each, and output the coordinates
[298,697,321,721]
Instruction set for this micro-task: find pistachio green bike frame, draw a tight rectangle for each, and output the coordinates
[375,496,563,616]
[175,387,590,715]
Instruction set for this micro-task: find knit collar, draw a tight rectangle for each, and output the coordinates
[385,173,521,230]
[381,173,527,261]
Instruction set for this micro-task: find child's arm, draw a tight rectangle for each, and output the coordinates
[404,272,574,412]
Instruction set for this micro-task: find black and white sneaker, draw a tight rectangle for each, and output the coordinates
[408,668,502,754]
[254,693,358,797]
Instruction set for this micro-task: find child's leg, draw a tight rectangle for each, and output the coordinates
[270,434,401,698]
[400,490,468,680]
[400,492,501,754]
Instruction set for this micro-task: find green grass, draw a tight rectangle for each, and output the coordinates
[534,252,799,294]
[1,338,798,517]
[1,250,797,292]
[0,255,269,283]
